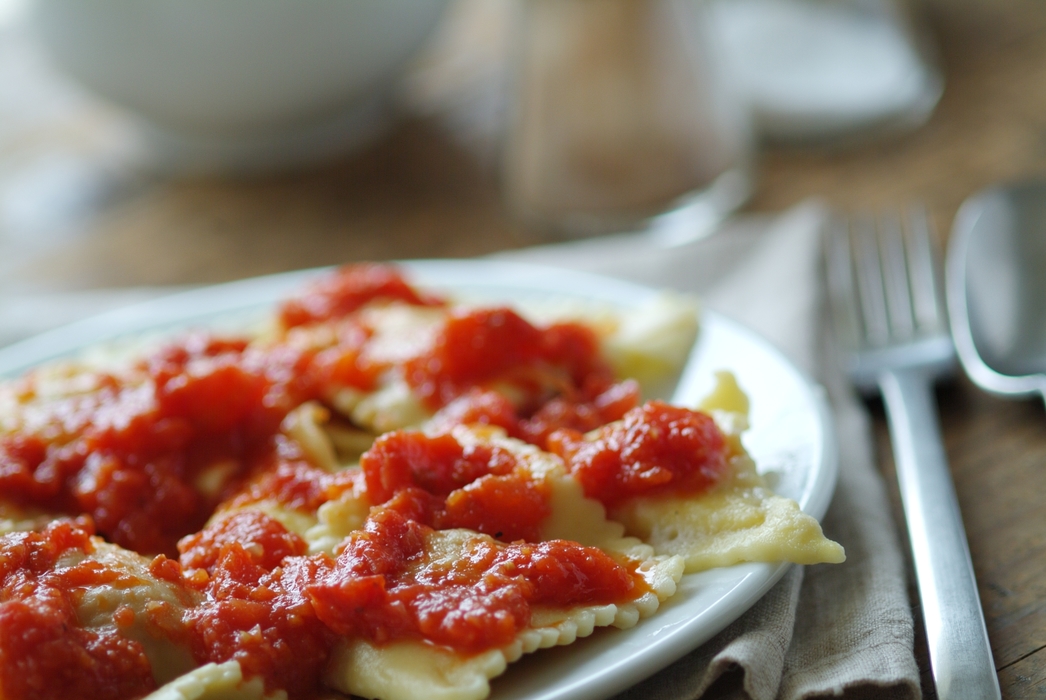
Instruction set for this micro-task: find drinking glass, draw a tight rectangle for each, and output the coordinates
[501,0,753,239]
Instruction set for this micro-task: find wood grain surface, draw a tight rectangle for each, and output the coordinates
[3,0,1046,697]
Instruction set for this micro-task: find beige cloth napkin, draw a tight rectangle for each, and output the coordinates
[496,202,922,700]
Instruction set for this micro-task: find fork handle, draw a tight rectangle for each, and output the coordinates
[879,368,1001,700]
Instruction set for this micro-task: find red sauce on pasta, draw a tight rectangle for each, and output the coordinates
[170,503,641,696]
[430,381,641,450]
[307,507,641,654]
[278,263,445,329]
[0,521,156,700]
[361,430,550,542]
[548,401,729,507]
[0,335,320,556]
[0,267,623,556]
[0,263,723,700]
[177,511,336,699]
[405,307,613,410]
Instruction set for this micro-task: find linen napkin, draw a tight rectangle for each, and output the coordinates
[496,201,922,700]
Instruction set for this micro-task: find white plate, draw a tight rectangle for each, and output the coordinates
[0,260,837,700]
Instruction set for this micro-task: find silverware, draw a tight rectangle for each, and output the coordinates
[825,206,1001,700]
[947,181,1046,404]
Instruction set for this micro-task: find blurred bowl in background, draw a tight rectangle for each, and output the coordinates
[28,0,451,172]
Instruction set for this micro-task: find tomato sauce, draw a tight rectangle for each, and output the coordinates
[405,307,614,411]
[548,401,729,507]
[0,265,625,556]
[362,430,519,502]
[361,431,550,542]
[307,507,640,654]
[0,319,381,555]
[223,435,364,515]
[177,511,336,699]
[279,263,445,329]
[0,264,714,700]
[0,336,304,556]
[169,503,641,697]
[430,381,641,451]
[0,521,156,700]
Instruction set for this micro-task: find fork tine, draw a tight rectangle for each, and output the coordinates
[852,213,891,346]
[903,204,946,333]
[825,214,863,351]
[825,206,950,358]
[879,212,916,340]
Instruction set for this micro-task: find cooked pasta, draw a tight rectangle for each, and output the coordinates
[0,264,841,700]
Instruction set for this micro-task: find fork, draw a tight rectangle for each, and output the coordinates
[825,207,1001,700]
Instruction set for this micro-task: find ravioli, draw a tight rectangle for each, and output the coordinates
[213,421,685,700]
[0,264,841,700]
[614,373,843,572]
[610,454,846,572]
[323,525,682,700]
[141,662,272,700]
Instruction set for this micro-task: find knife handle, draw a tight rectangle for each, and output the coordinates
[879,368,1001,700]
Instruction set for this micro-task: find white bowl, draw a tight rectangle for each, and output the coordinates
[29,0,451,171]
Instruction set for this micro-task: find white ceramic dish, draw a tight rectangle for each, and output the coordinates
[709,0,942,144]
[0,260,837,700]
[28,0,451,171]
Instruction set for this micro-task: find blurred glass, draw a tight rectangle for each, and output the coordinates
[708,0,942,143]
[501,0,753,238]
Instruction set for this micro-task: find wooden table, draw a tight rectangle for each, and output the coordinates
[2,0,1046,697]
